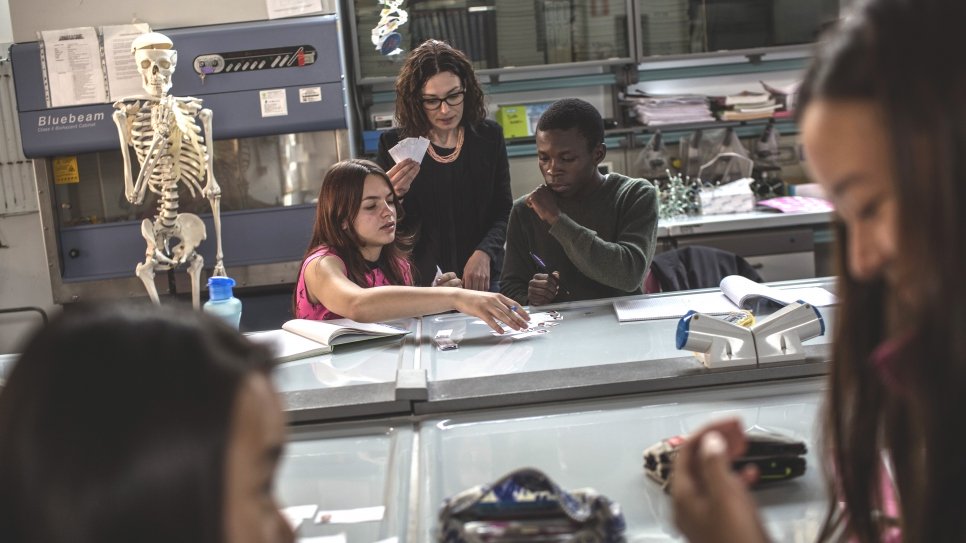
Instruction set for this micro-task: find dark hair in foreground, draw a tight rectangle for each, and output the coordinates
[394,39,487,138]
[799,0,966,541]
[0,303,274,543]
[536,98,605,151]
[294,159,412,316]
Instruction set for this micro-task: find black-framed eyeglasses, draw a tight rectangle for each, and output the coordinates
[421,91,465,110]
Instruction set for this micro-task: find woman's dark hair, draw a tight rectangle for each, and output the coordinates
[535,98,605,151]
[799,0,966,541]
[293,159,412,316]
[394,40,487,138]
[0,302,274,543]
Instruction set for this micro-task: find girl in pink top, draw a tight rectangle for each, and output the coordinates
[670,0,966,541]
[293,159,529,333]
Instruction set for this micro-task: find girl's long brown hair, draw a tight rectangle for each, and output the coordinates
[393,39,487,138]
[292,159,413,316]
[799,0,966,540]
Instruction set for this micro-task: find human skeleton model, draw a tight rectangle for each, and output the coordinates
[112,32,225,309]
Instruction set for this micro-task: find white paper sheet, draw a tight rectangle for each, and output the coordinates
[267,0,323,19]
[613,287,837,322]
[102,23,151,101]
[282,504,319,529]
[314,505,385,524]
[41,27,107,107]
[299,535,346,543]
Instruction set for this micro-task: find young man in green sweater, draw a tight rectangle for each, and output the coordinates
[500,98,659,306]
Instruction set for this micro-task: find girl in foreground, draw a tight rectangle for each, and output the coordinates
[672,0,966,541]
[0,304,295,543]
[294,159,529,333]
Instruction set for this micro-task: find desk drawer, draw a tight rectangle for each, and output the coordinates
[676,227,815,256]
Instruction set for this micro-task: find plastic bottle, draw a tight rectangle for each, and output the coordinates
[203,276,242,330]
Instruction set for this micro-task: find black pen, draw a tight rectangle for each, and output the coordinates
[529,252,571,296]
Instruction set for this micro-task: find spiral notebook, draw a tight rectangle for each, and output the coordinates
[614,276,837,322]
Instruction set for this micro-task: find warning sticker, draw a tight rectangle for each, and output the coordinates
[53,156,80,184]
[260,89,288,117]
[299,87,322,103]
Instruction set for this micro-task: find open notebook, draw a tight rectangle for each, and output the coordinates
[614,275,837,322]
[247,319,409,363]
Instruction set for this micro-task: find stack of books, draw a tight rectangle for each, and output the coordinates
[716,92,781,121]
[629,93,715,126]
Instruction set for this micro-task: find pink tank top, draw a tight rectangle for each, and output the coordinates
[294,245,412,320]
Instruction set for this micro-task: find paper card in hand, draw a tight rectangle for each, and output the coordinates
[388,136,430,164]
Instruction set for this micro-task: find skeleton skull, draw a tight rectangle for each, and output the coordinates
[132,32,177,97]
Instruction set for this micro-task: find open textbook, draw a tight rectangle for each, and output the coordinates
[247,319,409,363]
[614,275,837,322]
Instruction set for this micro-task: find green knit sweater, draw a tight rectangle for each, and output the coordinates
[500,173,658,305]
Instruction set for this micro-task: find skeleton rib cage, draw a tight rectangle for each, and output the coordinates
[126,96,209,229]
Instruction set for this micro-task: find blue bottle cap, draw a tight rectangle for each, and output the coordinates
[207,276,236,301]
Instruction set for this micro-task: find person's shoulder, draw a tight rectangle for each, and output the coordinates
[467,120,505,143]
[305,245,344,265]
[607,173,657,195]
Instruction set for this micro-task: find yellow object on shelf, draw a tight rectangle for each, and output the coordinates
[495,104,530,139]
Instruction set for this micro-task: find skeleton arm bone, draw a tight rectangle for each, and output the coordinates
[198,107,226,276]
[198,108,219,199]
[112,102,138,204]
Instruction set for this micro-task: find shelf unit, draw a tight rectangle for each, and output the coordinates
[345,0,831,157]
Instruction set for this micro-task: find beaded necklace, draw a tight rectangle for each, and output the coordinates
[427,127,464,164]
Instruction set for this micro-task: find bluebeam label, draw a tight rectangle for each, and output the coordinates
[19,105,119,158]
[36,111,106,129]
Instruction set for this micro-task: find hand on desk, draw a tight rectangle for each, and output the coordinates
[528,272,560,306]
[671,419,770,543]
[454,290,530,334]
[387,158,420,198]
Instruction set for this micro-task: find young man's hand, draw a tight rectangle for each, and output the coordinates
[526,186,561,225]
[528,272,560,306]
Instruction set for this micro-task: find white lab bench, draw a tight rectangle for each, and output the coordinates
[265,278,836,541]
[0,279,836,542]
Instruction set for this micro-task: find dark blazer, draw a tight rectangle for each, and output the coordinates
[377,120,512,286]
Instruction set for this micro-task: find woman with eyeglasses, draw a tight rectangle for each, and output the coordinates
[377,40,512,292]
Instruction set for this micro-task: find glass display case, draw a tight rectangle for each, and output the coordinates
[635,0,839,59]
[51,131,345,228]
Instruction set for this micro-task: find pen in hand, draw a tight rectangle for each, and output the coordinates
[529,252,571,296]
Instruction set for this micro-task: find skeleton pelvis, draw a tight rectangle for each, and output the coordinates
[141,213,208,266]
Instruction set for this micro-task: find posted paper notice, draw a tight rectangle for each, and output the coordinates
[266,0,324,19]
[41,27,107,107]
[102,23,152,101]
